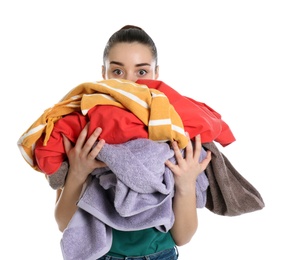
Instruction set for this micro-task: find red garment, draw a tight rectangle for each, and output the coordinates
[35,106,150,174]
[137,79,235,146]
[35,80,235,175]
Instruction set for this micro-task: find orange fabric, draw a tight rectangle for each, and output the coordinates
[18,79,235,175]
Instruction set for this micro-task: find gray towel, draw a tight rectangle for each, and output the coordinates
[61,139,208,260]
[79,138,176,231]
[61,207,112,260]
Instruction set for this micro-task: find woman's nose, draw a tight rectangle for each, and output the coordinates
[124,73,137,82]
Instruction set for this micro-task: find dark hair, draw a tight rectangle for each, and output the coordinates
[103,25,158,66]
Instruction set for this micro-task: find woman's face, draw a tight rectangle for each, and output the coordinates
[102,42,159,82]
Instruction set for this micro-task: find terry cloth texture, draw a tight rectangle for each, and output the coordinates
[203,142,265,216]
[60,138,209,260]
[17,79,236,174]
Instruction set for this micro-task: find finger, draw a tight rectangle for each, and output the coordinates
[200,151,212,170]
[171,141,184,163]
[75,123,89,150]
[184,136,194,163]
[94,160,107,168]
[62,134,72,153]
[88,138,105,158]
[83,127,103,156]
[165,159,177,171]
[193,134,202,161]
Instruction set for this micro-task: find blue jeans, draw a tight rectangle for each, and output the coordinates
[97,247,179,260]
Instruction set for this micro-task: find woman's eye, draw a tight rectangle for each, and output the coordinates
[113,69,123,76]
[138,70,147,76]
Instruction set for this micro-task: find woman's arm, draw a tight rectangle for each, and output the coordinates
[54,124,106,232]
[166,134,211,246]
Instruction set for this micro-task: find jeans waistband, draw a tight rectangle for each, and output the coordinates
[98,246,178,260]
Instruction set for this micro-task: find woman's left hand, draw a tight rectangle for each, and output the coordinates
[165,133,211,193]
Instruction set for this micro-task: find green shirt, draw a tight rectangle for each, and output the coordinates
[107,228,175,257]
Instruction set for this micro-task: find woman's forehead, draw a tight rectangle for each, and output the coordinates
[108,42,153,60]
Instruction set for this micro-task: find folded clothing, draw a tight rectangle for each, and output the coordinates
[17,79,236,174]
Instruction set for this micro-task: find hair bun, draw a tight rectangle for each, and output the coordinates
[119,25,143,31]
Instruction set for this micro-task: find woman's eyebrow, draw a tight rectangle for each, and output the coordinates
[110,61,124,66]
[135,63,151,67]
[110,61,151,67]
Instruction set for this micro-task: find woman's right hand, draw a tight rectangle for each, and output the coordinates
[62,123,106,185]
[55,124,106,232]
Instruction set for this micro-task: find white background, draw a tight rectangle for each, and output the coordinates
[1,0,284,259]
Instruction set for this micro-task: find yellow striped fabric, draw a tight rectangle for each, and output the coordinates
[17,79,188,170]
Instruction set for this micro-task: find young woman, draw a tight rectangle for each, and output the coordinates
[55,25,211,260]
